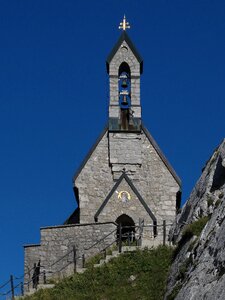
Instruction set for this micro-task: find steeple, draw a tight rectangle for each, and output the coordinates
[106,17,143,132]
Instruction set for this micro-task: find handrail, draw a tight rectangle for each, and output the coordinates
[0,279,10,290]
[0,220,172,298]
[50,249,73,268]
[144,223,173,227]
[101,238,118,253]
[84,228,117,251]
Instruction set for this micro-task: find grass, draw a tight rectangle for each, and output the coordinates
[22,246,173,300]
[84,252,104,268]
[182,216,209,239]
[173,216,209,259]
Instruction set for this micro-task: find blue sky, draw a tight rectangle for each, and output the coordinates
[0,0,225,294]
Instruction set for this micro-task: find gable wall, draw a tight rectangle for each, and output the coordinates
[75,129,180,226]
[75,131,113,223]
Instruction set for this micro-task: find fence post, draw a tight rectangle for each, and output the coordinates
[138,218,144,246]
[43,270,46,284]
[163,220,166,246]
[118,223,122,253]
[10,275,15,300]
[128,232,131,246]
[82,254,85,269]
[153,221,157,238]
[73,246,76,273]
[20,282,24,296]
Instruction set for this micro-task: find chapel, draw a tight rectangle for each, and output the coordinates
[24,18,181,292]
[65,16,181,234]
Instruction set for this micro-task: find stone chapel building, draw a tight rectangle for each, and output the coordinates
[24,18,181,289]
[65,18,181,229]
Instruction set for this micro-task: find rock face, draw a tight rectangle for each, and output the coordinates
[166,139,225,300]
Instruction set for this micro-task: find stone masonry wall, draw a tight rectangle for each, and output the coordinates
[109,40,141,119]
[24,222,116,293]
[75,131,113,223]
[75,128,180,230]
[24,245,41,291]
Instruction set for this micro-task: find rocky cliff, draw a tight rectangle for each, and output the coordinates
[165,139,225,300]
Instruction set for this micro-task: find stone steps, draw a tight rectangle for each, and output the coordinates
[94,246,139,267]
[23,244,155,296]
[23,283,55,297]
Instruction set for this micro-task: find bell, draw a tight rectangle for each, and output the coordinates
[121,79,128,88]
[121,95,128,106]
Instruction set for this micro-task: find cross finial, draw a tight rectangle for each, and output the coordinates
[119,15,130,31]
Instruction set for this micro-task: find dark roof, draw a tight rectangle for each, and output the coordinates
[106,31,143,74]
[94,172,157,223]
[142,124,182,187]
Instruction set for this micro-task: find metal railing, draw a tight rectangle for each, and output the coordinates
[0,220,173,299]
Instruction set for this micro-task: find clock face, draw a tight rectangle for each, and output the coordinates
[118,191,131,203]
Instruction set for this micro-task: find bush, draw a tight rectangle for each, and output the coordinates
[173,216,209,260]
[182,216,209,239]
[219,192,224,199]
[215,199,222,208]
[207,198,214,207]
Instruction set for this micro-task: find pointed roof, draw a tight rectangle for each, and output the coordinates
[106,31,143,74]
[94,172,157,222]
[142,124,182,187]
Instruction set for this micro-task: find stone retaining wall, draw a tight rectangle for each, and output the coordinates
[24,222,116,293]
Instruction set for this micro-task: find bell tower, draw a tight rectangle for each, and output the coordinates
[106,17,144,179]
[106,16,143,132]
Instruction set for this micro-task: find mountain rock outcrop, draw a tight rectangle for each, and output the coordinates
[165,139,225,300]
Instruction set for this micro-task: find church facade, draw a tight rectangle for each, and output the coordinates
[67,24,181,230]
[24,18,181,291]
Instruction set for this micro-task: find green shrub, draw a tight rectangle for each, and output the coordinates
[182,216,209,239]
[219,192,224,199]
[207,198,214,207]
[215,199,222,208]
[173,216,209,260]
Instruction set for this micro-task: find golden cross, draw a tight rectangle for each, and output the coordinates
[119,15,130,31]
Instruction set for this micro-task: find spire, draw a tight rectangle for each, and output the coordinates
[118,15,130,31]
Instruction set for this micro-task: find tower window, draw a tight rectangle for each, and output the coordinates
[118,62,131,111]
